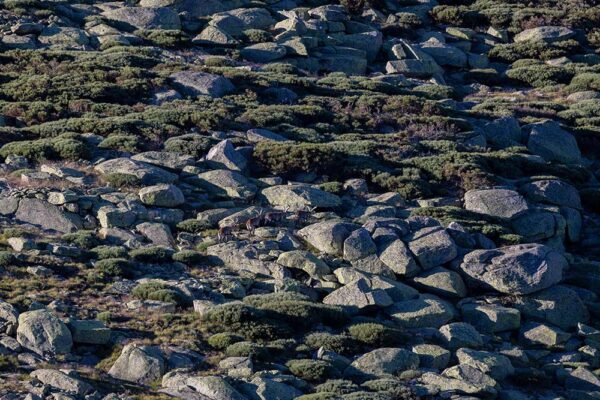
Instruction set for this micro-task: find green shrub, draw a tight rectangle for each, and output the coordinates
[304,332,356,354]
[96,311,112,324]
[164,134,214,157]
[506,65,573,87]
[295,394,339,400]
[129,246,174,263]
[430,5,486,27]
[176,219,209,233]
[0,355,18,372]
[135,29,188,47]
[489,40,579,63]
[207,332,244,349]
[104,173,141,188]
[0,137,89,161]
[241,29,272,43]
[132,281,191,307]
[225,341,269,359]
[362,378,417,399]
[567,73,600,93]
[243,292,312,307]
[172,250,203,265]
[95,258,132,279]
[62,231,98,249]
[339,0,365,14]
[204,57,236,67]
[256,300,349,329]
[91,245,128,260]
[286,359,338,382]
[254,142,341,176]
[318,181,343,194]
[316,379,359,395]
[347,323,405,347]
[0,251,16,267]
[98,135,141,152]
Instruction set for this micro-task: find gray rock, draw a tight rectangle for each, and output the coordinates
[38,27,89,49]
[459,243,566,294]
[251,377,302,400]
[97,206,136,228]
[413,267,467,298]
[185,375,247,400]
[422,364,498,397]
[511,209,559,241]
[132,151,194,171]
[170,71,234,98]
[31,369,93,396]
[479,116,522,148]
[461,303,520,333]
[277,250,330,277]
[139,184,184,207]
[207,241,276,276]
[406,226,457,269]
[565,367,600,392]
[420,38,467,67]
[241,43,287,62]
[387,296,456,328]
[323,277,393,310]
[343,228,376,261]
[511,285,589,330]
[438,322,483,350]
[0,300,19,335]
[193,25,237,45]
[206,139,247,172]
[456,348,514,380]
[137,222,175,248]
[521,179,581,209]
[102,6,181,30]
[464,188,529,219]
[297,220,358,256]
[15,198,82,233]
[261,184,341,211]
[192,169,257,200]
[412,344,451,370]
[17,309,73,356]
[514,26,575,43]
[519,322,570,347]
[377,238,420,277]
[95,158,178,185]
[526,121,581,164]
[345,347,419,378]
[109,344,165,384]
[67,319,111,345]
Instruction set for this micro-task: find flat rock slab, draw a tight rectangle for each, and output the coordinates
[95,157,178,185]
[261,184,341,211]
[170,71,234,98]
[464,188,529,219]
[459,243,566,295]
[15,198,82,233]
[102,6,181,30]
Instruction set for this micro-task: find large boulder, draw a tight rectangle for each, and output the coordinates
[520,179,581,209]
[419,38,467,67]
[170,71,234,98]
[102,6,181,30]
[387,296,456,328]
[241,43,287,62]
[511,285,589,330]
[464,188,529,219]
[192,169,257,200]
[109,344,165,384]
[206,139,247,172]
[277,250,330,277]
[459,244,566,295]
[514,26,575,43]
[15,198,82,233]
[139,184,184,207]
[0,300,18,335]
[17,309,73,356]
[95,158,177,185]
[526,121,581,164]
[261,185,341,211]
[345,347,419,378]
[132,151,194,171]
[406,226,457,269]
[31,369,93,396]
[455,348,514,381]
[297,220,358,255]
[323,278,394,310]
[378,238,420,277]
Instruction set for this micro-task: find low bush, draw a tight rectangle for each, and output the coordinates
[207,332,244,349]
[62,230,98,249]
[172,250,203,265]
[164,134,214,157]
[0,251,16,267]
[176,219,208,233]
[104,173,141,188]
[286,359,339,382]
[304,332,356,354]
[489,40,580,63]
[347,323,405,347]
[91,245,128,260]
[225,341,269,359]
[98,135,141,152]
[129,246,174,263]
[253,142,341,176]
[506,65,573,87]
[0,137,89,161]
[132,281,191,307]
[316,379,359,395]
[94,258,132,279]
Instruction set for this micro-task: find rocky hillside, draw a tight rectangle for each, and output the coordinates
[0,0,600,399]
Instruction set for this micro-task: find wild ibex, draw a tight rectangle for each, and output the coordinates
[217,225,234,243]
[292,206,316,226]
[244,211,264,235]
[263,206,288,226]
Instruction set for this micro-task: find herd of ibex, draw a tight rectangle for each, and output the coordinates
[217,206,316,242]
